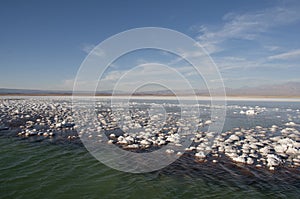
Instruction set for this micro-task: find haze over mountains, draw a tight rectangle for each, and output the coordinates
[224,82,300,97]
[0,82,300,97]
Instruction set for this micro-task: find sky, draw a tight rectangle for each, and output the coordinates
[1,0,300,91]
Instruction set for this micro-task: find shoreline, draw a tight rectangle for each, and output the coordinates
[1,94,300,102]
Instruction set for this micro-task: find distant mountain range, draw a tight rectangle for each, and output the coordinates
[225,82,300,97]
[1,82,300,97]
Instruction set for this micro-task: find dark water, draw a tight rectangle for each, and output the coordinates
[1,99,300,198]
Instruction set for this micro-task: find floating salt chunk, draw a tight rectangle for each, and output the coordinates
[125,136,134,143]
[107,140,114,144]
[205,146,212,152]
[249,143,258,150]
[123,115,131,120]
[117,136,124,141]
[204,120,212,125]
[260,158,267,165]
[195,151,206,159]
[165,149,174,154]
[249,153,258,158]
[269,166,275,171]
[118,139,128,145]
[228,134,240,142]
[196,145,204,152]
[216,136,225,142]
[293,158,300,163]
[206,132,215,138]
[232,156,245,163]
[285,121,298,126]
[225,145,236,153]
[286,147,297,155]
[185,146,196,151]
[125,144,139,149]
[242,143,250,149]
[278,137,294,146]
[212,152,219,157]
[221,132,229,137]
[235,131,243,136]
[166,136,176,143]
[246,110,257,115]
[158,140,166,146]
[246,157,254,165]
[17,131,24,136]
[282,127,298,135]
[270,136,281,142]
[274,145,287,153]
[140,140,151,146]
[294,162,300,166]
[259,146,271,156]
[288,134,299,140]
[250,149,256,154]
[242,148,250,154]
[100,119,107,126]
[267,154,283,167]
[256,142,264,147]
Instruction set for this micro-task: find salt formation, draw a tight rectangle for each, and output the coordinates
[0,97,299,171]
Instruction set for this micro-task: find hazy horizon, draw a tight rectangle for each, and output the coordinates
[1,1,300,93]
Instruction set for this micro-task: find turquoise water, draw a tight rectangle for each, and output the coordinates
[1,99,300,198]
[1,133,300,199]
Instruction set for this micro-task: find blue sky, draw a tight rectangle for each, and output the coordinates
[1,0,300,91]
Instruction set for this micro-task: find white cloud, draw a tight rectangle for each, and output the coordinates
[213,56,257,71]
[57,63,233,92]
[101,71,124,81]
[95,63,212,91]
[82,43,106,57]
[197,5,300,54]
[82,44,95,54]
[192,3,300,76]
[213,55,297,71]
[268,49,300,60]
[264,45,280,52]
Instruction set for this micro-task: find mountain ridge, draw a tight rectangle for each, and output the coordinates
[0,82,299,97]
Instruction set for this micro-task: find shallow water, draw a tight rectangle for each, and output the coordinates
[1,98,300,198]
[1,134,300,199]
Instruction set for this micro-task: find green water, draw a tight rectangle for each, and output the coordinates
[1,134,300,199]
